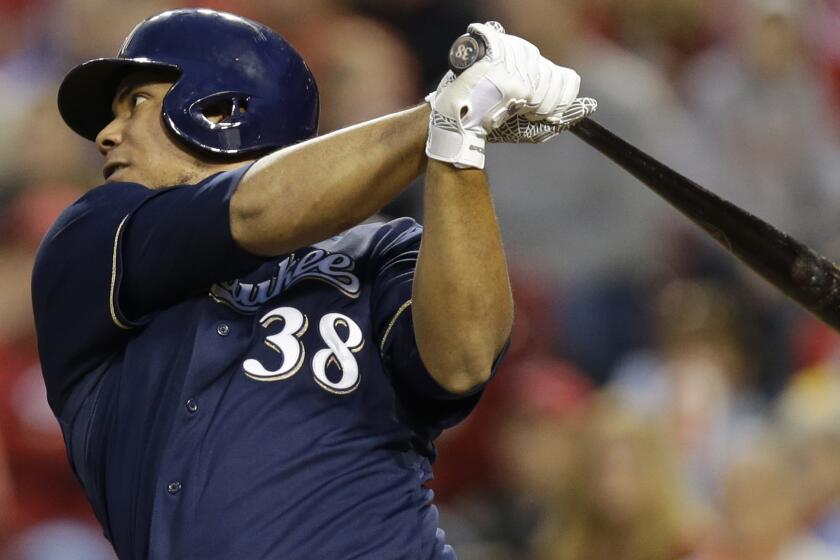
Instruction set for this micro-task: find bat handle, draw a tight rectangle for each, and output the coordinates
[447,23,504,75]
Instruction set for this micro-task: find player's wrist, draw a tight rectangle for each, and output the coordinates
[424,70,493,169]
[425,106,486,169]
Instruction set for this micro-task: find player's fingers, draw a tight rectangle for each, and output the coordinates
[467,22,504,62]
[546,96,598,125]
[528,57,552,114]
[534,59,562,117]
[523,41,542,92]
[555,66,581,109]
[496,34,533,86]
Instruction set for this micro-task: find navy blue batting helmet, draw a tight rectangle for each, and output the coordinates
[58,8,319,157]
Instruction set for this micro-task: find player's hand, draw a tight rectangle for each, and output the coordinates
[488,96,598,144]
[425,22,582,169]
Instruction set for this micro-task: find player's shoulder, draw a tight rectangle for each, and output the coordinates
[41,182,151,244]
[34,182,152,278]
[72,180,151,208]
[315,216,422,259]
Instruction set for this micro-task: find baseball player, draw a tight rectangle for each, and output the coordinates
[31,9,593,559]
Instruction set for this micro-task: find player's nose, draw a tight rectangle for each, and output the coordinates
[96,118,124,156]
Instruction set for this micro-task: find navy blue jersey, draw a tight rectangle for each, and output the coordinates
[31,165,503,559]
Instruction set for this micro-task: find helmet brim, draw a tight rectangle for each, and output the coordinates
[58,58,179,141]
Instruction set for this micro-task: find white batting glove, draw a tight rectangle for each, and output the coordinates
[426,22,582,169]
[488,97,598,144]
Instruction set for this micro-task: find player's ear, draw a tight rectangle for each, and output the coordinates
[198,97,249,125]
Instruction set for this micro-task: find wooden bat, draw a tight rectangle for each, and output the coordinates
[570,118,840,331]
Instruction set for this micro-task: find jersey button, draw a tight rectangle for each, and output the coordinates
[185,399,198,414]
[167,481,182,495]
[217,323,230,336]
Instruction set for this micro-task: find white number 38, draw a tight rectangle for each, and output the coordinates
[243,307,365,394]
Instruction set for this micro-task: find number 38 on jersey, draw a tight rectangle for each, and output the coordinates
[243,306,365,395]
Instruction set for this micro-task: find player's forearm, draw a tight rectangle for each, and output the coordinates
[411,160,513,394]
[230,105,429,256]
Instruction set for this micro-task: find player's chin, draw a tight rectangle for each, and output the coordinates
[104,164,132,183]
[106,165,153,186]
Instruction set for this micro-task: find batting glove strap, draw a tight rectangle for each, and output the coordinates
[426,110,486,169]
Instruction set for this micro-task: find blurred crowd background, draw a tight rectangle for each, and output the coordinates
[3,0,840,558]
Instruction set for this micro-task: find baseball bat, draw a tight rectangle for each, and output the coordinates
[448,31,840,332]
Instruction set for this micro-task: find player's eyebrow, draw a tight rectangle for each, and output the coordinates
[111,83,141,116]
[111,75,165,115]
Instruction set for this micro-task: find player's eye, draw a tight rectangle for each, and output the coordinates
[131,93,149,108]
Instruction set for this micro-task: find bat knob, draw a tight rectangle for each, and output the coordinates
[447,22,505,75]
[448,33,485,74]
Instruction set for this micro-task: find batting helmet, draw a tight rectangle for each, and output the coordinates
[58,9,319,157]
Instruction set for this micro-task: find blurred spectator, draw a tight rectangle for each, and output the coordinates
[493,359,594,544]
[437,357,595,560]
[663,230,796,399]
[690,435,835,560]
[217,0,343,40]
[809,0,840,129]
[1,520,115,560]
[0,183,106,555]
[49,0,176,64]
[610,280,769,516]
[777,320,840,556]
[534,397,688,560]
[0,0,175,98]
[296,14,422,133]
[682,0,840,249]
[432,271,594,560]
[780,317,840,431]
[3,89,98,188]
[0,1,35,61]
[351,0,481,89]
[0,1,172,195]
[606,0,716,82]
[788,429,840,557]
[559,275,653,385]
[788,313,840,372]
[0,432,13,545]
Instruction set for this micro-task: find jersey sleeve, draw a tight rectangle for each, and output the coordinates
[112,164,270,325]
[32,165,267,415]
[368,218,509,430]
